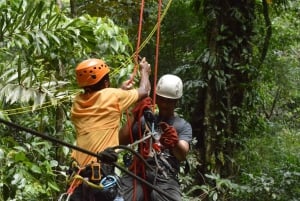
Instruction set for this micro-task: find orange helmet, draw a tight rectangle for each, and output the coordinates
[75,58,110,87]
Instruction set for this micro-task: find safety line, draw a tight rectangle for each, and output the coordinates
[1,91,79,115]
[133,0,145,77]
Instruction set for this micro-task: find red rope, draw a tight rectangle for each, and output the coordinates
[126,1,163,200]
[132,2,145,201]
[65,168,83,197]
[152,0,162,110]
[129,0,145,85]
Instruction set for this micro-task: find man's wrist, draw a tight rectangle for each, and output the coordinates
[140,70,150,77]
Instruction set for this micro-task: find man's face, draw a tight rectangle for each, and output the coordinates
[156,95,177,114]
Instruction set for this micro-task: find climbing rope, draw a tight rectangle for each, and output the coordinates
[130,2,146,199]
[134,0,145,71]
[152,0,162,108]
[126,1,164,200]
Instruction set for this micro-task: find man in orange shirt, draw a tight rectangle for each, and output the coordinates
[69,57,151,201]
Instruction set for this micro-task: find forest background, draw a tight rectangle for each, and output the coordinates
[0,0,299,200]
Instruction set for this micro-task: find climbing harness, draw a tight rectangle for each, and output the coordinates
[58,174,117,201]
[127,98,181,201]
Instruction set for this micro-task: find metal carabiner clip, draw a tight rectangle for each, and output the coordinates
[100,175,117,190]
[58,192,71,201]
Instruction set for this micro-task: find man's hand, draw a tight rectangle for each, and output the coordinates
[137,57,151,99]
[98,148,118,163]
[139,57,151,75]
[121,74,135,90]
[132,97,153,121]
[159,122,179,149]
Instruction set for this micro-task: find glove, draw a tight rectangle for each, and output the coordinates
[98,148,118,163]
[132,97,153,121]
[159,122,179,149]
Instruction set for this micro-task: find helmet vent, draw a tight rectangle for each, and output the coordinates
[75,58,110,87]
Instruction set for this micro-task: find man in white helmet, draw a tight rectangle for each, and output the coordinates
[119,74,192,201]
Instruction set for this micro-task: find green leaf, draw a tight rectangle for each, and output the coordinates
[47,32,60,45]
[16,34,30,46]
[0,148,4,160]
[110,38,119,52]
[11,85,24,104]
[14,152,28,162]
[47,181,60,192]
[212,192,218,201]
[37,31,49,47]
[49,160,58,167]
[33,92,46,110]
[31,164,42,174]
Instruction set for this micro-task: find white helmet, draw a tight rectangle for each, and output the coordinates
[156,74,183,99]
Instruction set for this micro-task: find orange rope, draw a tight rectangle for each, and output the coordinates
[128,0,145,145]
[66,168,83,196]
[130,0,145,85]
[127,1,162,200]
[132,2,145,201]
[136,0,145,60]
[152,0,162,110]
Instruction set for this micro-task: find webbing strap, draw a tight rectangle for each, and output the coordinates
[71,174,105,190]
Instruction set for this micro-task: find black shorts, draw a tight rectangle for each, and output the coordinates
[69,181,119,201]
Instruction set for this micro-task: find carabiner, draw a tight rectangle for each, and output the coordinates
[58,192,71,201]
[100,175,117,190]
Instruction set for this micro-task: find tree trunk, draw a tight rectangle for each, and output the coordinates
[70,0,77,17]
[192,0,255,180]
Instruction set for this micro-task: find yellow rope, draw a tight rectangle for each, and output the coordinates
[110,0,173,76]
[1,91,79,115]
[1,0,173,115]
[71,174,104,190]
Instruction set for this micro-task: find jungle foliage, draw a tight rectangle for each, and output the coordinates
[0,0,133,199]
[0,0,299,201]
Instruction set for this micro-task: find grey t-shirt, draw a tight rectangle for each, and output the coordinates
[132,114,192,173]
